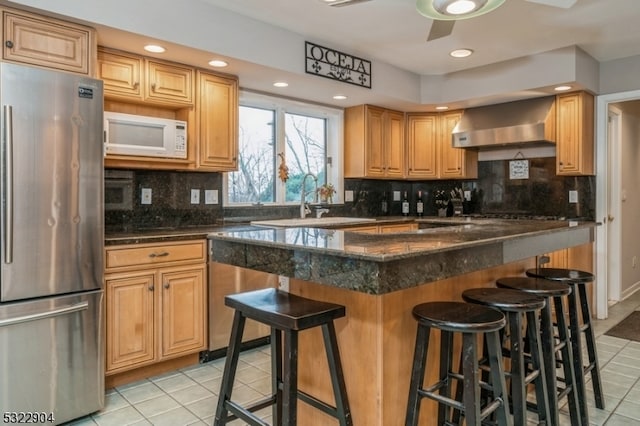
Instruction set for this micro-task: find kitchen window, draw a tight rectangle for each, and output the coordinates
[225,91,343,206]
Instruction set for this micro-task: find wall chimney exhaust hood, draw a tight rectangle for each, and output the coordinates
[452,96,557,149]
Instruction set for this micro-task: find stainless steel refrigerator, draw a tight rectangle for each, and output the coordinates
[0,62,104,424]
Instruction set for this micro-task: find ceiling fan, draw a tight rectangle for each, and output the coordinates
[420,0,578,42]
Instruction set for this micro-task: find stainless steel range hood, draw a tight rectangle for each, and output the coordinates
[452,96,557,149]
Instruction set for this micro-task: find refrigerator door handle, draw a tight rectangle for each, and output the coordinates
[0,301,89,328]
[2,104,13,264]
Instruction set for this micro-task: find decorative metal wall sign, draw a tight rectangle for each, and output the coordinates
[305,41,371,88]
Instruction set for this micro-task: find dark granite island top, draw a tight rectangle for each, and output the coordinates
[208,219,596,294]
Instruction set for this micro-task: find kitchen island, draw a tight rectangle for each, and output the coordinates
[208,219,596,425]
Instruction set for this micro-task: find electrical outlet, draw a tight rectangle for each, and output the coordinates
[141,188,152,205]
[569,190,578,204]
[278,275,290,292]
[344,190,354,202]
[464,190,472,201]
[205,189,218,205]
[190,189,200,204]
[393,191,401,201]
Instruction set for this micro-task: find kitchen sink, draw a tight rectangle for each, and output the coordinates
[251,217,377,228]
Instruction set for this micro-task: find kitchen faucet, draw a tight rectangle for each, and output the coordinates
[300,172,318,218]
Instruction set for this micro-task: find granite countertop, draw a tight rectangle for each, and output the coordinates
[208,218,597,294]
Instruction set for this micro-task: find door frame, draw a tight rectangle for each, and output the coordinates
[595,90,640,319]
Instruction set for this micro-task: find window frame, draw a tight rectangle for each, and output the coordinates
[224,90,344,207]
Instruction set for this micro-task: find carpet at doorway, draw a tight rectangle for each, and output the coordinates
[605,311,640,342]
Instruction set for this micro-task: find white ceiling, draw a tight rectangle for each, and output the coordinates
[57,0,640,110]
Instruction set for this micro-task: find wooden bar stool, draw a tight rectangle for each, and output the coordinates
[526,268,604,424]
[496,276,582,426]
[213,288,352,426]
[405,301,512,426]
[461,288,550,426]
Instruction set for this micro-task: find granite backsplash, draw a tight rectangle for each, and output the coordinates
[104,157,595,231]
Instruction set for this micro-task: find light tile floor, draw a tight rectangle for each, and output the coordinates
[65,291,640,426]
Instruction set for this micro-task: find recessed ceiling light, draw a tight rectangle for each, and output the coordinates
[144,44,165,53]
[273,82,289,88]
[333,95,347,100]
[435,105,449,110]
[450,48,473,58]
[208,59,228,68]
[554,85,572,92]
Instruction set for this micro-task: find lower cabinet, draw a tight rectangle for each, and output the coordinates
[104,240,207,375]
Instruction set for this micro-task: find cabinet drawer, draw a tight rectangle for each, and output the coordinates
[105,240,206,270]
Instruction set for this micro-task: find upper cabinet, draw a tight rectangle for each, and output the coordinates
[98,48,194,107]
[191,70,238,171]
[406,111,477,180]
[2,6,95,75]
[345,105,405,179]
[556,91,594,176]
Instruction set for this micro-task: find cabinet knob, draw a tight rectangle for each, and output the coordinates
[148,284,154,291]
[5,40,14,49]
[133,82,139,89]
[164,283,170,289]
[151,83,156,91]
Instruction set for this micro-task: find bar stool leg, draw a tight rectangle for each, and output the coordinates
[567,285,589,424]
[214,311,247,426]
[577,283,605,409]
[539,302,560,426]
[321,322,353,426]
[525,310,550,425]
[271,328,283,425]
[439,330,454,424]
[506,311,526,426]
[485,330,512,426]
[553,296,583,426]
[406,324,430,426]
[282,329,298,426]
[461,332,481,425]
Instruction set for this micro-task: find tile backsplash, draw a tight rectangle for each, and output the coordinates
[105,157,595,232]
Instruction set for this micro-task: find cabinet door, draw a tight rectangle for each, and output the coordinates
[2,8,94,75]
[196,71,238,170]
[98,48,143,100]
[106,272,156,373]
[146,60,194,105]
[556,92,594,175]
[365,106,386,177]
[406,114,438,179]
[439,111,477,178]
[385,110,406,178]
[160,265,206,358]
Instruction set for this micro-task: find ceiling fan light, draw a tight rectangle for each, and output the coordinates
[416,0,505,20]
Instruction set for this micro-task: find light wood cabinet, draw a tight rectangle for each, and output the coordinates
[98,47,194,107]
[192,70,238,171]
[406,111,477,180]
[556,91,594,176]
[2,7,95,75]
[345,105,405,179]
[341,222,418,234]
[105,240,207,375]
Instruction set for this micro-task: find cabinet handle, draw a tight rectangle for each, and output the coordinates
[149,252,169,258]
[151,83,156,91]
[148,284,154,291]
[164,283,170,289]
[5,40,14,49]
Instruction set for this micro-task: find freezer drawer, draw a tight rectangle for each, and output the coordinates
[0,290,104,424]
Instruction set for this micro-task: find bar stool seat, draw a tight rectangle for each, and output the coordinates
[405,301,512,426]
[461,288,550,426]
[496,276,582,426]
[214,288,352,426]
[526,268,604,424]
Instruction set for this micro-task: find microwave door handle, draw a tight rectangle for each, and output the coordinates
[3,105,13,264]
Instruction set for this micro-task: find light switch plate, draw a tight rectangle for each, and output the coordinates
[205,189,218,204]
[344,190,354,202]
[191,189,200,204]
[141,188,152,205]
[393,191,401,201]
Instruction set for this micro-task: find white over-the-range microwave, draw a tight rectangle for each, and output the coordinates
[104,111,187,159]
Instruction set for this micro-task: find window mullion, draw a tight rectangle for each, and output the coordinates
[275,106,287,204]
